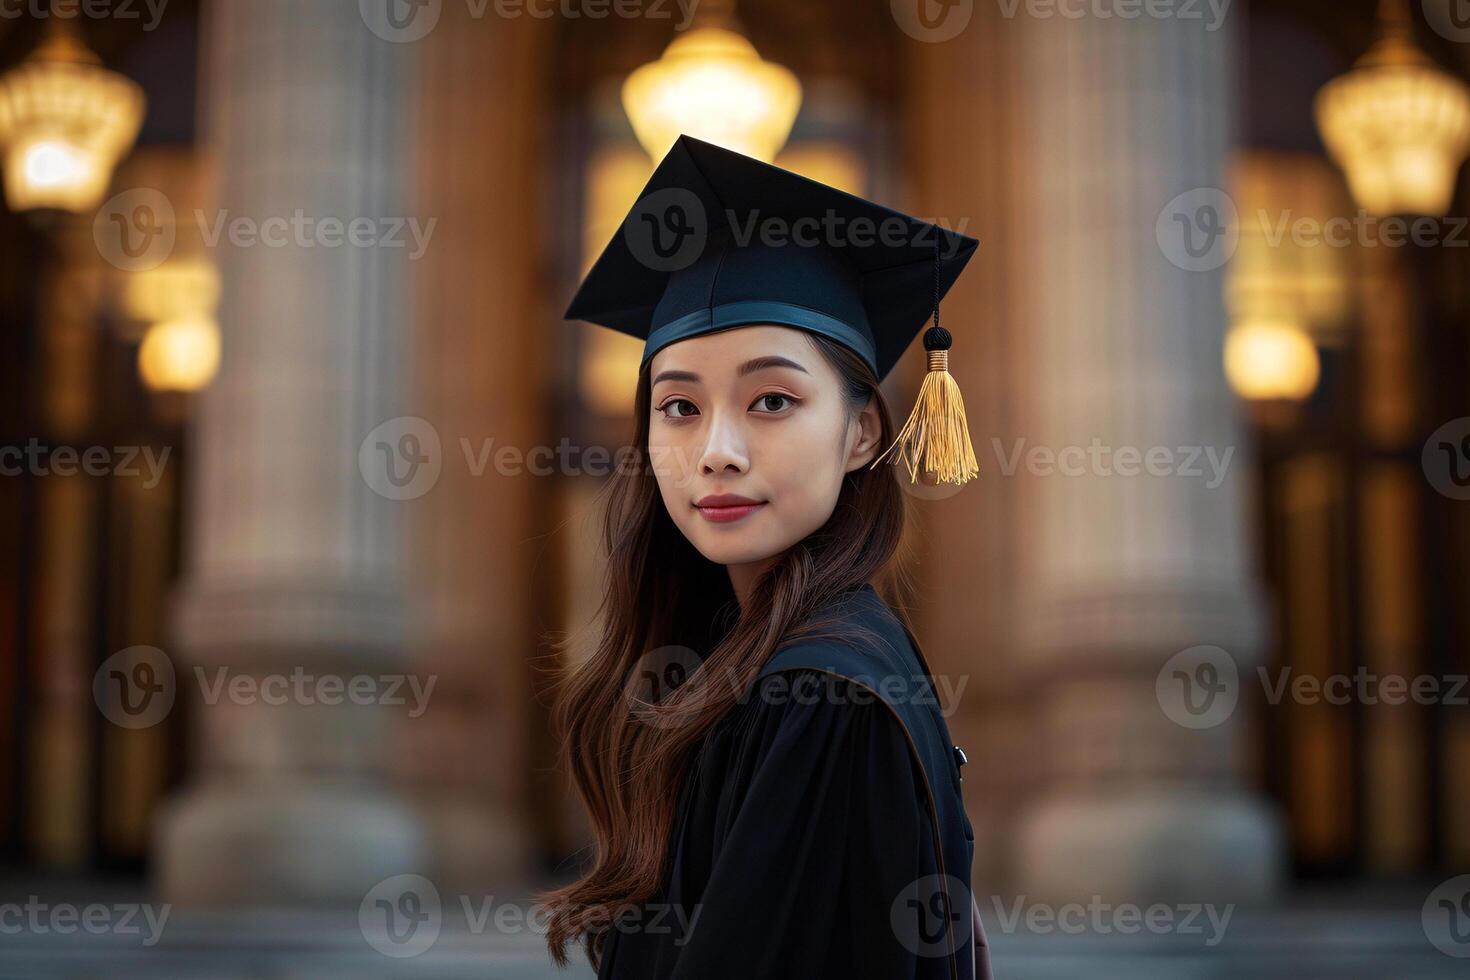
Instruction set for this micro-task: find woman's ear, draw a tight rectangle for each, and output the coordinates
[844,395,883,473]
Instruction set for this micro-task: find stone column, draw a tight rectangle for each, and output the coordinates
[397,7,556,893]
[1009,10,1281,902]
[154,0,425,903]
[898,7,1033,895]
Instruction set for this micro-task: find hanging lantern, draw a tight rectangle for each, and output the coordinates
[138,315,220,393]
[0,20,146,213]
[1314,0,1470,217]
[1224,318,1321,402]
[622,1,800,164]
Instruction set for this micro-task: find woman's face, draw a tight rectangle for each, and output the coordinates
[647,325,882,568]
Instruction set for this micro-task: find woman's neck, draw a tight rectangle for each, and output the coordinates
[726,556,779,615]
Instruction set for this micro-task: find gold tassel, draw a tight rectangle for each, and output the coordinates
[871,326,979,486]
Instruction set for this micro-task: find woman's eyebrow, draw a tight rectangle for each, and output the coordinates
[651,369,700,387]
[651,355,810,388]
[737,355,810,377]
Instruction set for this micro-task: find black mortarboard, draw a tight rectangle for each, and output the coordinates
[566,135,982,486]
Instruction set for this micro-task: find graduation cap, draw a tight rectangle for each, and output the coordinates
[565,134,980,487]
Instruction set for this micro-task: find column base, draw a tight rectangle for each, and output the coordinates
[154,783,427,906]
[419,796,534,894]
[1017,789,1283,905]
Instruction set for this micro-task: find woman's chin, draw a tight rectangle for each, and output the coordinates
[697,545,769,566]
[690,535,786,568]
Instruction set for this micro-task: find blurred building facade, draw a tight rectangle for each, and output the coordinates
[1,0,1468,941]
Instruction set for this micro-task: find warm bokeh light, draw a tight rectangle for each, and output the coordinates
[1228,153,1352,343]
[580,143,653,274]
[622,25,801,164]
[22,139,84,189]
[0,23,145,213]
[773,141,866,195]
[122,257,222,325]
[1224,317,1321,401]
[579,328,644,417]
[1314,1,1470,217]
[138,315,220,392]
[577,143,654,415]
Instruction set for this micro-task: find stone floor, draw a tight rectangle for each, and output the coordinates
[0,881,1463,979]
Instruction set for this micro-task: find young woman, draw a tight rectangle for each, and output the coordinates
[539,135,990,980]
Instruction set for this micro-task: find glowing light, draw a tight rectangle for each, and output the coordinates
[623,24,800,164]
[1315,0,1470,217]
[1224,319,1321,402]
[123,257,222,325]
[138,316,220,393]
[0,23,145,213]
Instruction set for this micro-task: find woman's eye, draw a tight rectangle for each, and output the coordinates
[752,393,795,413]
[659,399,699,419]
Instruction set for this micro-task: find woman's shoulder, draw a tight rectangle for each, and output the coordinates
[743,664,881,712]
[735,584,951,754]
[727,667,918,777]
[782,580,906,640]
[761,582,922,688]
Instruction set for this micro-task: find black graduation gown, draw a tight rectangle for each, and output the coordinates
[597,583,982,980]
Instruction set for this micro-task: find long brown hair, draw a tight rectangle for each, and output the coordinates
[537,333,913,968]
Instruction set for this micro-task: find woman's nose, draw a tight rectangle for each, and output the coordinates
[698,411,749,475]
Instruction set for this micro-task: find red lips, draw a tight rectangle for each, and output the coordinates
[694,493,767,523]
